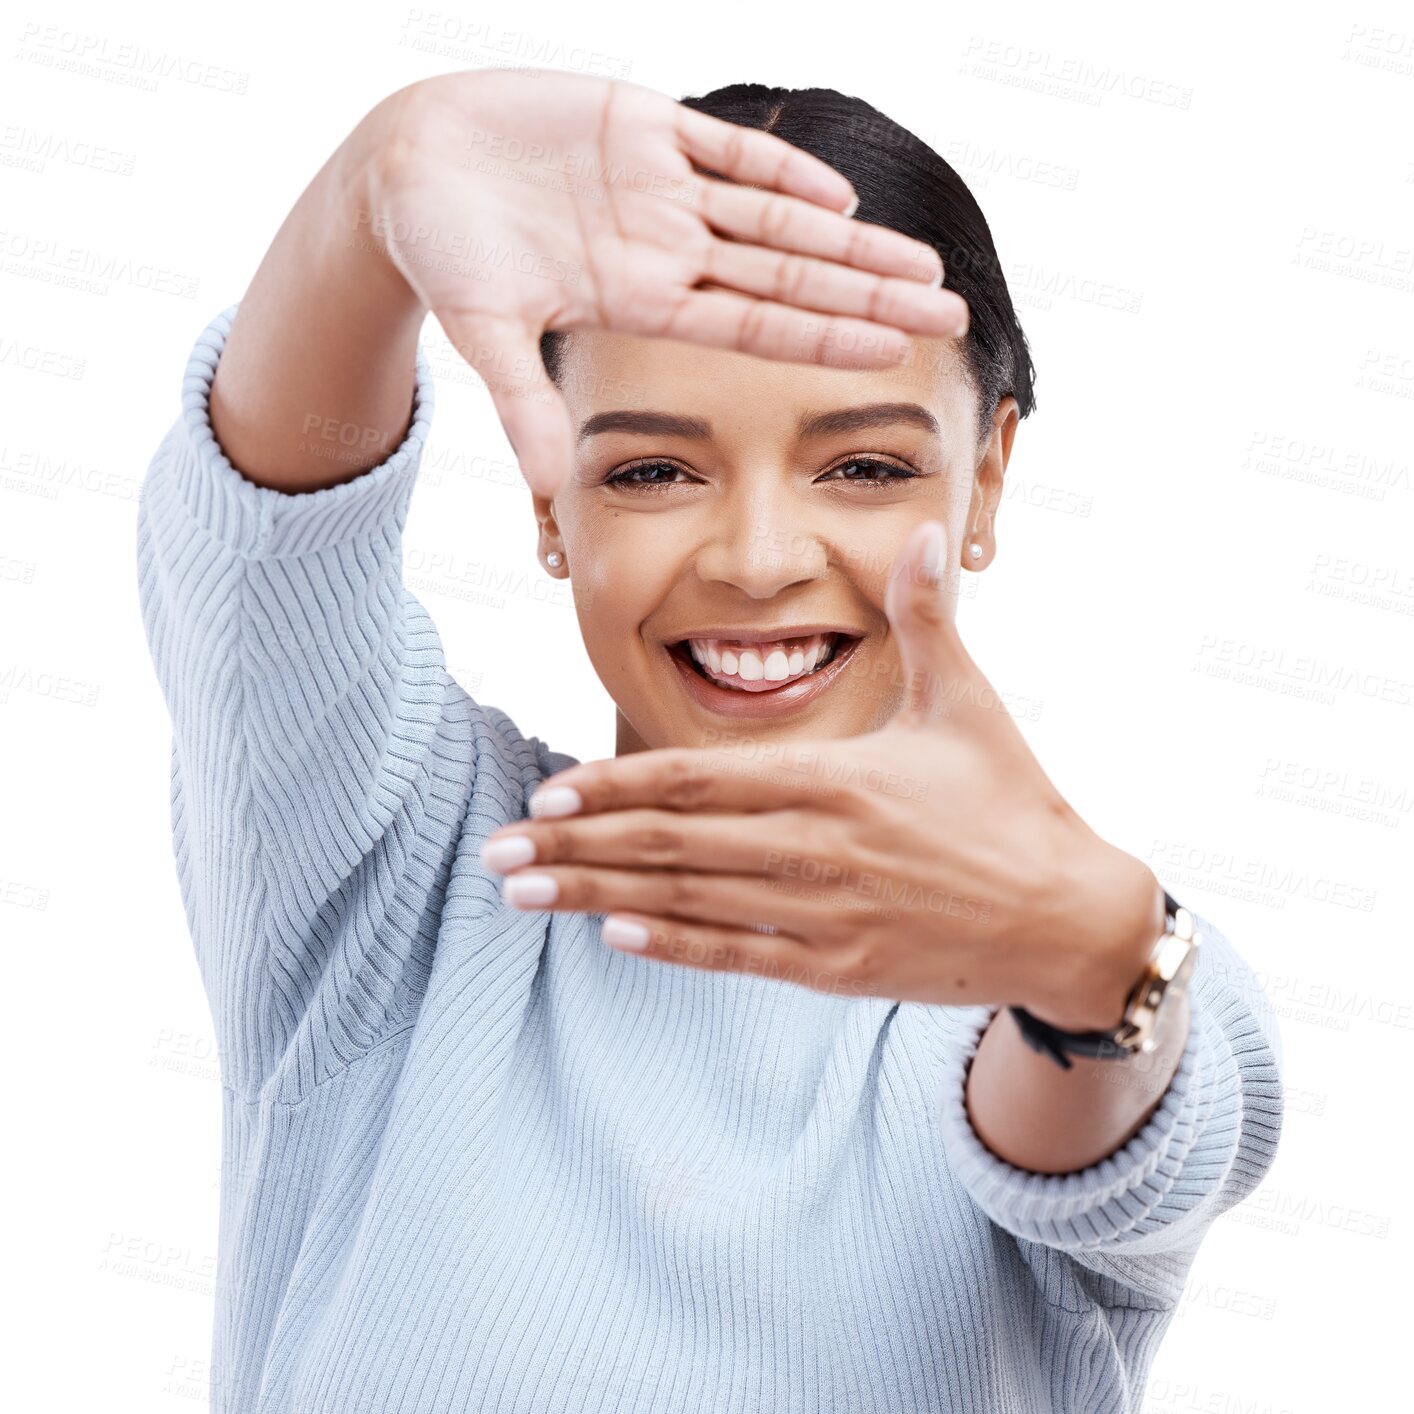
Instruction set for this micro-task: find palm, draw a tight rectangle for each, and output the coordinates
[370,69,968,494]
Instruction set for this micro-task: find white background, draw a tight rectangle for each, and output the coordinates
[4,1,1410,1408]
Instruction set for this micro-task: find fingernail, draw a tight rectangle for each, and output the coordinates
[602,915,651,951]
[503,873,558,907]
[530,786,582,818]
[920,520,946,584]
[480,835,536,872]
[841,191,859,219]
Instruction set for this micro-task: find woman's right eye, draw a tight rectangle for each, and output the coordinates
[603,460,693,491]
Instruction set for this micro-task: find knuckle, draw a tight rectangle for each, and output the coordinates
[908,588,951,633]
[634,822,687,866]
[722,126,746,176]
[759,192,793,247]
[774,252,808,306]
[557,872,591,910]
[664,871,706,913]
[838,939,881,985]
[866,276,883,325]
[661,755,715,810]
[737,298,768,356]
[841,222,863,270]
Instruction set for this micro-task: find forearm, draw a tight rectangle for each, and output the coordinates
[964,986,1190,1174]
[209,83,428,492]
[964,841,1184,1174]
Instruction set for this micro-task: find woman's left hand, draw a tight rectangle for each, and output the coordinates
[480,520,1165,1032]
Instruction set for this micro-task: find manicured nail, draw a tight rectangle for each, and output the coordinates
[530,786,582,818]
[602,915,651,951]
[480,835,536,872]
[503,873,558,907]
[841,191,859,219]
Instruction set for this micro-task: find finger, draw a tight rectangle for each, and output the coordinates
[701,238,968,338]
[499,863,837,938]
[600,912,864,996]
[883,518,987,726]
[674,104,856,212]
[696,176,946,286]
[659,286,921,370]
[528,745,838,819]
[483,806,800,875]
[436,309,571,497]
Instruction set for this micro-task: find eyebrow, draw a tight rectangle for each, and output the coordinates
[575,401,940,444]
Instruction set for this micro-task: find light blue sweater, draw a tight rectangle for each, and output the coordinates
[137,304,1285,1414]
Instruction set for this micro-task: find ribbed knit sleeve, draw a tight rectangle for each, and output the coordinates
[936,906,1284,1305]
[136,303,487,1102]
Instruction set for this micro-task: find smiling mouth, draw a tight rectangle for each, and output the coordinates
[666,631,862,693]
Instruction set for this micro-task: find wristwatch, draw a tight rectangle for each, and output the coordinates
[1007,889,1201,1070]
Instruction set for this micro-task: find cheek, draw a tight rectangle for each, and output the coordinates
[568,516,677,655]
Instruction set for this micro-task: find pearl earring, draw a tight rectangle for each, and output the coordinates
[546,551,562,568]
[968,543,982,560]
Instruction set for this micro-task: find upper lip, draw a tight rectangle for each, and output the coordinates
[667,624,865,645]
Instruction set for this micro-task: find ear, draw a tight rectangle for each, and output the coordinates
[963,394,1019,570]
[532,490,568,575]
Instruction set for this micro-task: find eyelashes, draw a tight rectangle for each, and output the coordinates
[602,457,923,493]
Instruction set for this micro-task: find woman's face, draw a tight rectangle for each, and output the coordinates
[533,331,1018,755]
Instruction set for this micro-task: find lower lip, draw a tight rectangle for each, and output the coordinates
[666,638,863,719]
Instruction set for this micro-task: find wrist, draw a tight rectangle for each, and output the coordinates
[1020,836,1166,1036]
[335,87,431,325]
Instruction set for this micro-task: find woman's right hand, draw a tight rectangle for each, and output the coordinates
[360,69,969,497]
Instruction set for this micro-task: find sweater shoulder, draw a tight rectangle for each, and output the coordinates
[458,691,581,820]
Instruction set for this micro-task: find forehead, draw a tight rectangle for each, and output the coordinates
[554,330,972,439]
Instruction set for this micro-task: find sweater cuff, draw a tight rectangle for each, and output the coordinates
[937,966,1241,1253]
[170,302,436,558]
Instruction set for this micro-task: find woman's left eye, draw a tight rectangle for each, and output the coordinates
[819,457,921,487]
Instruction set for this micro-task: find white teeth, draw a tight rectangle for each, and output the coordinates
[679,631,847,691]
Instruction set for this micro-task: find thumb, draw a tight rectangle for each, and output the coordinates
[439,311,573,498]
[884,518,970,724]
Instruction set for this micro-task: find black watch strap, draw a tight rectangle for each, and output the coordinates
[1006,889,1179,1070]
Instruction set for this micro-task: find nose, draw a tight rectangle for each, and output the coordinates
[691,484,828,599]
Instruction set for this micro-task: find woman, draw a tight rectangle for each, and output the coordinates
[137,68,1284,1413]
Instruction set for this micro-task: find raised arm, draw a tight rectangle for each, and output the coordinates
[137,67,969,1102]
[204,84,428,492]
